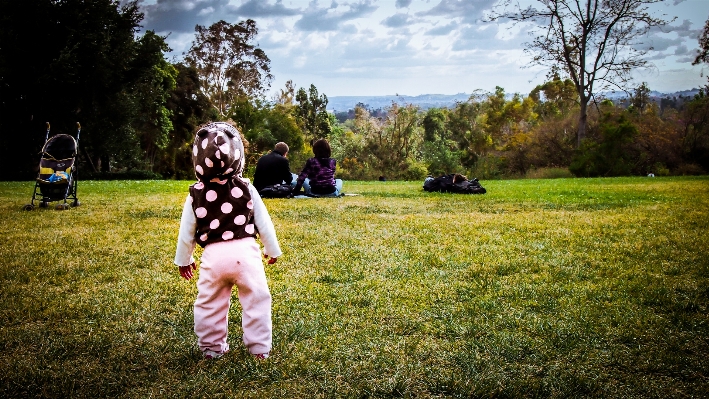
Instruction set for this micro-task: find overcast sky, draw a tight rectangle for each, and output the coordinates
[138,0,709,97]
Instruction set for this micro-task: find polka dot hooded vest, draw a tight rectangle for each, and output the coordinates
[189,122,255,248]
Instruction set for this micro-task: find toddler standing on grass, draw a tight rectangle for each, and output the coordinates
[174,122,281,360]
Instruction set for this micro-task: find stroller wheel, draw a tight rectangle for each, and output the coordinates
[22,204,35,211]
[71,200,81,207]
[39,201,49,208]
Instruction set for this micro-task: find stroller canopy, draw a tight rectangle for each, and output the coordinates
[43,134,77,160]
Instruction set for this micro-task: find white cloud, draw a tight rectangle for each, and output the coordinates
[396,0,412,9]
[294,0,378,32]
[138,0,709,96]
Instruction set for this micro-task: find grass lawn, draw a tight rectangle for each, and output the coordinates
[1,176,708,398]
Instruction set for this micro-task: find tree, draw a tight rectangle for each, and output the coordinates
[186,19,272,117]
[158,63,212,178]
[569,112,639,176]
[0,0,172,177]
[131,31,178,171]
[295,84,331,141]
[629,82,651,113]
[529,75,579,117]
[494,0,668,148]
[422,108,462,175]
[693,15,709,66]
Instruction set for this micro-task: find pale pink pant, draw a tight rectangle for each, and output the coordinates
[194,237,272,355]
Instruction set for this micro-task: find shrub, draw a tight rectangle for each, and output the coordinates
[401,159,429,181]
[673,163,706,176]
[469,154,506,180]
[525,167,574,179]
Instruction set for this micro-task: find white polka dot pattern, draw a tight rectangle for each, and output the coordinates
[189,122,254,247]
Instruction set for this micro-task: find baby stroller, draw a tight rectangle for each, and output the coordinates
[23,122,81,210]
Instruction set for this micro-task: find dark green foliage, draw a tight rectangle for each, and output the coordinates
[570,114,638,177]
[295,84,331,142]
[679,88,709,173]
[0,0,173,179]
[157,63,212,179]
[229,97,303,170]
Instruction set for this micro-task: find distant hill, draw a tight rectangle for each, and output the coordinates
[327,93,472,112]
[327,89,703,112]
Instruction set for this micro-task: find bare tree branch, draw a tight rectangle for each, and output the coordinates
[491,0,669,147]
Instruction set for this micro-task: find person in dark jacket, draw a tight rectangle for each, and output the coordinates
[252,142,294,192]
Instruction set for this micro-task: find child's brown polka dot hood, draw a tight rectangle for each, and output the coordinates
[189,122,256,247]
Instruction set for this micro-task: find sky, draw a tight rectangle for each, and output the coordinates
[137,0,709,98]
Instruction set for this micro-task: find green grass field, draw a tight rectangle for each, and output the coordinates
[1,177,708,398]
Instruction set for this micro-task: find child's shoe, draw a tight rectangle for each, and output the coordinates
[203,350,227,359]
[252,353,269,360]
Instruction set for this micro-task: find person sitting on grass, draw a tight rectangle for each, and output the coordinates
[252,141,295,194]
[293,138,343,197]
[174,121,281,360]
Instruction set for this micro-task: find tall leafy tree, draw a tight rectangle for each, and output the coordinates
[186,19,272,117]
[295,84,331,141]
[158,63,212,178]
[132,31,177,171]
[529,75,579,117]
[0,0,173,177]
[493,0,669,148]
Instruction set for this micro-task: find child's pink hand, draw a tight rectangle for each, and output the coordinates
[179,262,197,280]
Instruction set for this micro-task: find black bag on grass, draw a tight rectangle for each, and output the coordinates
[258,184,292,198]
[423,174,486,194]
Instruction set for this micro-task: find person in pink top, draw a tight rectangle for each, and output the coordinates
[174,121,281,360]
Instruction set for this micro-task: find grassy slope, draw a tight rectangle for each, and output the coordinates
[0,177,708,398]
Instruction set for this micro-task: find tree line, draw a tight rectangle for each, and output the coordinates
[1,0,707,181]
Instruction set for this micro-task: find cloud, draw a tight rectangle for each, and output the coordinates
[227,0,300,17]
[425,21,458,36]
[417,0,499,25]
[142,0,230,33]
[294,0,379,32]
[451,23,527,51]
[396,0,412,8]
[650,19,699,37]
[674,44,691,55]
[636,36,685,52]
[382,13,411,28]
